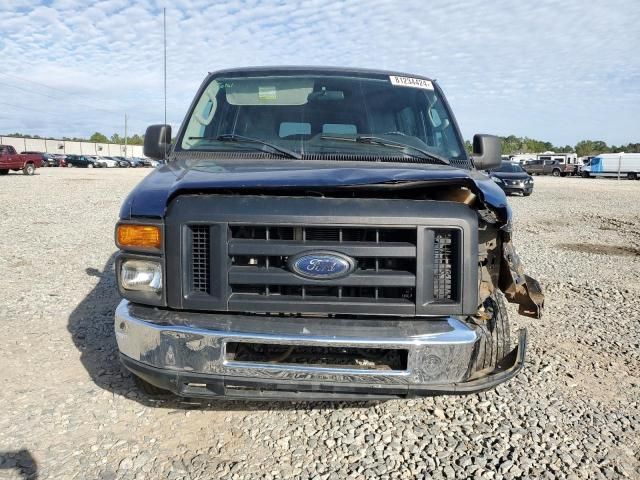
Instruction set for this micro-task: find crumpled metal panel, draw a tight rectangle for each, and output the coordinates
[499,240,544,319]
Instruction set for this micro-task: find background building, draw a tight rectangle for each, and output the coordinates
[0,136,144,157]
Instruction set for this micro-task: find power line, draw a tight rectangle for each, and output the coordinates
[0,104,136,133]
[0,71,124,107]
[0,79,125,115]
[0,100,70,116]
[0,93,147,130]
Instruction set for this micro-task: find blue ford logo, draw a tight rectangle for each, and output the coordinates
[289,252,356,280]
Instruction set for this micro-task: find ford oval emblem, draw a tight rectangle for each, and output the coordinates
[288,251,356,280]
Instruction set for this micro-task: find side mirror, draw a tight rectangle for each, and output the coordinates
[144,124,172,160]
[472,134,501,170]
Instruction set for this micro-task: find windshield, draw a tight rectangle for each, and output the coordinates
[178,72,467,164]
[494,162,525,173]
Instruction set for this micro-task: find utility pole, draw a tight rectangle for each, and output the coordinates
[618,152,624,181]
[163,7,168,160]
[124,113,128,158]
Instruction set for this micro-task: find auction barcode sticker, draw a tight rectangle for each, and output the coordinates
[389,76,434,90]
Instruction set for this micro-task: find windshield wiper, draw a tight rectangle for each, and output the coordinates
[321,135,450,165]
[189,134,301,159]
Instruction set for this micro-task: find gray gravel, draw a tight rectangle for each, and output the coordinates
[0,168,639,479]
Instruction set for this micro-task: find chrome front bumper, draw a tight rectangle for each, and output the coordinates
[115,300,526,399]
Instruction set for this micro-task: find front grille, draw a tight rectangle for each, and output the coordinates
[166,195,477,316]
[190,225,210,293]
[228,225,417,307]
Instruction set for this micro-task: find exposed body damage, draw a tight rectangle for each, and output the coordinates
[121,158,544,319]
[499,238,544,318]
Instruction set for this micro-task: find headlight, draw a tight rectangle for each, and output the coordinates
[121,259,162,293]
[492,176,504,184]
[526,178,533,184]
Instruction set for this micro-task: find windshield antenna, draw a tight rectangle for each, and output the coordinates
[163,7,167,160]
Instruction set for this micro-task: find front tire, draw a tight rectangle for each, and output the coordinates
[627,172,637,180]
[23,163,35,175]
[552,169,561,177]
[87,163,94,169]
[471,293,511,373]
[523,192,532,196]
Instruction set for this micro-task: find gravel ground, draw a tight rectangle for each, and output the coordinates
[1,167,639,480]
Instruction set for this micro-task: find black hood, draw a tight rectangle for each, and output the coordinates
[120,157,512,227]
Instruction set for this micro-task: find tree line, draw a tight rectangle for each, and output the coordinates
[465,136,640,157]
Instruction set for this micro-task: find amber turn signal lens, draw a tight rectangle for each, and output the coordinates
[117,224,161,249]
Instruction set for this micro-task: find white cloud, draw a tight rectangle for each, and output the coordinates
[0,0,638,145]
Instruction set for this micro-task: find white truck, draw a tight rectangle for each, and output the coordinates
[582,153,640,180]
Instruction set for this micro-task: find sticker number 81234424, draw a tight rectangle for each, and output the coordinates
[389,76,434,90]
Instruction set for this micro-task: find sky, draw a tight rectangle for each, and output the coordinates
[0,0,638,146]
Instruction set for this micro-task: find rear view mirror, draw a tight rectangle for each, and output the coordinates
[472,134,501,170]
[144,124,172,160]
[308,89,345,102]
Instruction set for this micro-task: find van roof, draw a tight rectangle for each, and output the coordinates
[594,152,640,158]
[207,65,435,82]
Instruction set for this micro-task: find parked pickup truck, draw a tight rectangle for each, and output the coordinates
[114,66,544,400]
[0,145,42,175]
[524,154,578,177]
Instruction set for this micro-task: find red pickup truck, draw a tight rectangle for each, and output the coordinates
[0,145,42,175]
